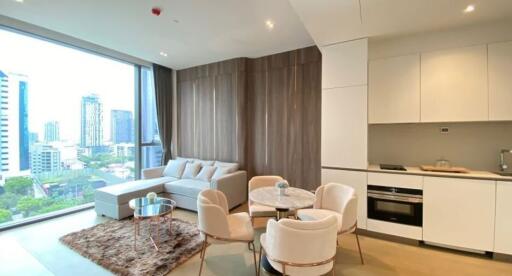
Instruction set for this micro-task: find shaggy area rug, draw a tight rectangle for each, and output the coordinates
[60,218,203,276]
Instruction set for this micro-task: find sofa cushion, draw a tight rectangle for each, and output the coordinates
[195,165,217,182]
[182,162,202,179]
[214,161,239,173]
[212,166,230,180]
[164,179,210,198]
[163,159,187,178]
[95,177,176,205]
[176,156,194,163]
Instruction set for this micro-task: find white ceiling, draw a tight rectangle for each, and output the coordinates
[289,0,512,46]
[0,0,314,69]
[2,1,512,69]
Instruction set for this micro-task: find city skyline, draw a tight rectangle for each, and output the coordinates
[0,28,135,144]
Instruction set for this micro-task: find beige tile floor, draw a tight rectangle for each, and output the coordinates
[1,204,511,276]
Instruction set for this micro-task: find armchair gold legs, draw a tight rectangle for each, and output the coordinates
[355,232,364,265]
[198,235,258,276]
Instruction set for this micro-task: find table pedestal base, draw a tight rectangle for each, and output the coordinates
[276,208,289,220]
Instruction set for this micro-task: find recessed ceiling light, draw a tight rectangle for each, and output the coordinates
[14,0,24,3]
[265,20,274,30]
[159,51,168,57]
[463,4,475,13]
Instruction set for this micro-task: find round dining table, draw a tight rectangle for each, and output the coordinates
[249,186,315,220]
[249,186,316,275]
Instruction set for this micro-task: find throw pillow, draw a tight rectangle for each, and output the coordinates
[162,159,187,178]
[182,162,202,179]
[214,161,239,173]
[176,156,194,163]
[212,167,230,180]
[195,166,217,182]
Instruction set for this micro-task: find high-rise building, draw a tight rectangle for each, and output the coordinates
[0,70,30,173]
[30,144,61,174]
[0,71,8,172]
[44,121,60,142]
[18,80,29,171]
[111,110,133,144]
[113,143,135,158]
[80,94,103,148]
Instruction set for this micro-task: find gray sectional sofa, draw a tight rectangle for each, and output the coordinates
[94,158,247,220]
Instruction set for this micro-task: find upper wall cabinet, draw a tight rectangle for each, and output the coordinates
[489,41,512,121]
[322,86,367,169]
[321,38,368,89]
[420,45,488,122]
[369,54,420,124]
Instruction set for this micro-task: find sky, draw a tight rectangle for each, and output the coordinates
[0,28,135,144]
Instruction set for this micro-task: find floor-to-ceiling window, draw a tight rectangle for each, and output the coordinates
[0,27,159,228]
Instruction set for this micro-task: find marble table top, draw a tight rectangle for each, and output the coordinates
[249,187,315,210]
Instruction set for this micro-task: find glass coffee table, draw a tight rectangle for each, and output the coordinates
[129,197,177,251]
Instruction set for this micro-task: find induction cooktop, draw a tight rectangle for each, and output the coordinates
[379,164,407,171]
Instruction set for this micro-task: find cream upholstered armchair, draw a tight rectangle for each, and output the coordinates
[197,189,257,275]
[248,176,296,224]
[259,216,338,276]
[297,183,364,264]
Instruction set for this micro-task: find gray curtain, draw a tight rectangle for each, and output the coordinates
[152,64,173,164]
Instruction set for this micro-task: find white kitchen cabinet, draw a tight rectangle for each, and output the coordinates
[489,41,512,120]
[369,54,420,123]
[321,86,367,169]
[423,177,495,251]
[420,45,488,122]
[321,38,367,89]
[494,181,512,254]
[321,168,367,229]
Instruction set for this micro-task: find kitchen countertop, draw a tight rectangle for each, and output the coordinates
[366,164,512,182]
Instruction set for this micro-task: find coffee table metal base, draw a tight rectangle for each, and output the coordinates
[133,213,173,251]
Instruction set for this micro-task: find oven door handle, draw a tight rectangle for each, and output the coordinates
[368,193,423,203]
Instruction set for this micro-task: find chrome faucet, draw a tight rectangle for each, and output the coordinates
[499,149,512,171]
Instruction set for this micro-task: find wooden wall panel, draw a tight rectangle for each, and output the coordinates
[214,74,236,162]
[177,80,195,158]
[196,77,215,160]
[301,59,322,190]
[177,58,246,165]
[245,46,321,189]
[247,63,267,177]
[177,47,321,189]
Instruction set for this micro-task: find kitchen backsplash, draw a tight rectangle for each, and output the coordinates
[368,121,512,172]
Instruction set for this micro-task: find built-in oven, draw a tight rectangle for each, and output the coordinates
[367,185,423,227]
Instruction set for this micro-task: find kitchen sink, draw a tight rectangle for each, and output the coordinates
[494,172,512,177]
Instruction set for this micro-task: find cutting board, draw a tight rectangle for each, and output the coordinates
[420,165,470,173]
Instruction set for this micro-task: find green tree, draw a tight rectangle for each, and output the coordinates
[4,176,33,196]
[0,193,20,210]
[81,186,95,203]
[16,197,44,217]
[36,199,77,215]
[0,208,12,223]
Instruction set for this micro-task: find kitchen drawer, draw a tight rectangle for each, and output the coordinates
[368,172,423,189]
